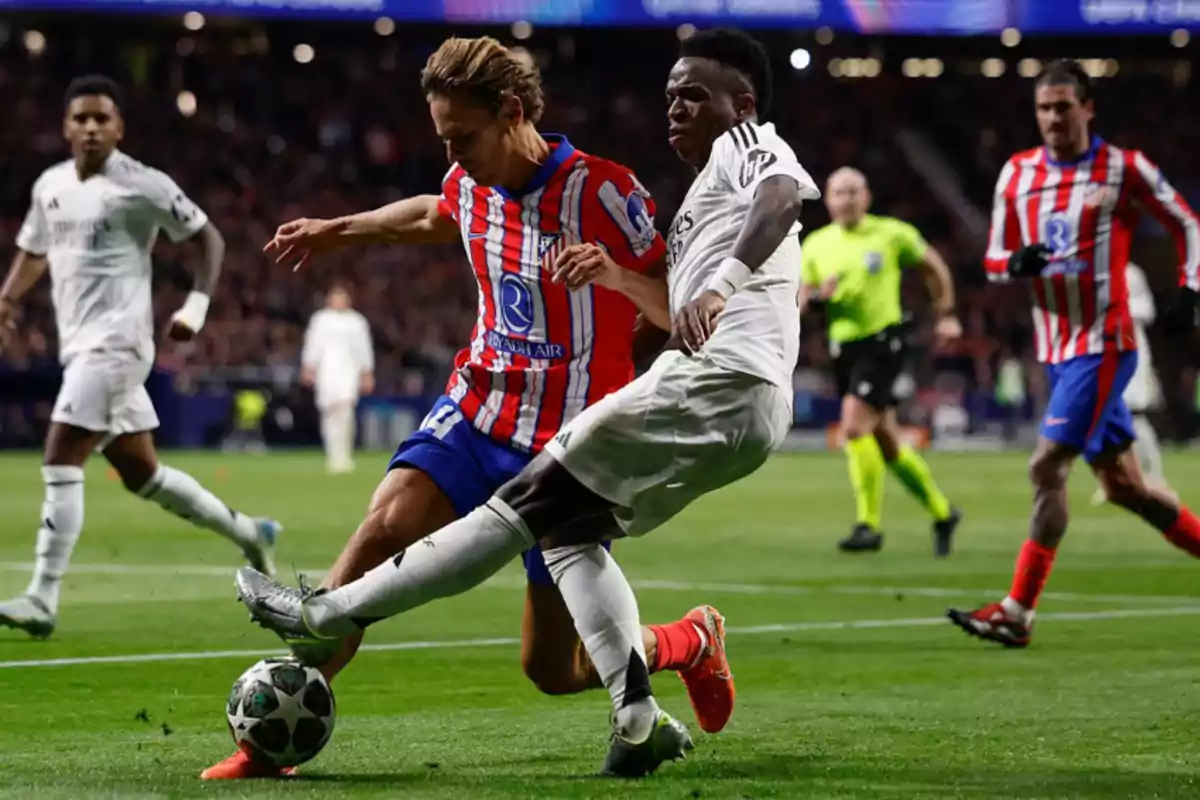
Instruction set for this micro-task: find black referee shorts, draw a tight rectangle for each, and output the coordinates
[832,324,908,411]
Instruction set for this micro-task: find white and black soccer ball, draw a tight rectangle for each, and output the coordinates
[226,657,336,767]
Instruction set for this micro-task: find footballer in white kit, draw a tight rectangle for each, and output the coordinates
[301,285,375,474]
[1093,262,1174,503]
[0,75,280,639]
[235,30,816,777]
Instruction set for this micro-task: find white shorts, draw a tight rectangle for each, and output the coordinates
[51,349,159,436]
[545,350,792,538]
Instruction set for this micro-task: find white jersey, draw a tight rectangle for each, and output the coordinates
[302,308,374,406]
[666,121,820,389]
[1125,262,1162,411]
[15,150,208,363]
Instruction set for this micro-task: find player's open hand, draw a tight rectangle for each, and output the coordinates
[676,290,726,353]
[934,314,963,348]
[549,243,621,292]
[264,217,351,272]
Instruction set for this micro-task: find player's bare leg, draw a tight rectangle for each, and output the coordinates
[0,422,101,639]
[104,432,279,576]
[1093,446,1200,556]
[949,437,1073,647]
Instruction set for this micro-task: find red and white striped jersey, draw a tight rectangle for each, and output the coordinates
[984,136,1200,364]
[436,135,666,453]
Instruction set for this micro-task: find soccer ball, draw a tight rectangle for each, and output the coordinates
[225,657,336,767]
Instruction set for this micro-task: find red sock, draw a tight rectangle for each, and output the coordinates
[1008,540,1057,609]
[1163,507,1200,558]
[647,619,704,673]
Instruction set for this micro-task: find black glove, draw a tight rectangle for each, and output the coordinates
[1163,285,1200,335]
[1007,244,1052,279]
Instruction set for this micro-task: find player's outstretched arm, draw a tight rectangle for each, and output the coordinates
[264,195,459,271]
[550,245,672,331]
[0,250,48,347]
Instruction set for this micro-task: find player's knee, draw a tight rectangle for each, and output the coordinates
[1028,450,1068,490]
[1096,468,1142,509]
[520,647,587,696]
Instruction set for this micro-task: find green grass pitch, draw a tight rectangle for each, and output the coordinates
[1,449,1199,798]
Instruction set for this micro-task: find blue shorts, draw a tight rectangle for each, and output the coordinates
[1041,352,1137,464]
[388,397,608,585]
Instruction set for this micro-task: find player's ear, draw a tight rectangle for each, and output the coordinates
[733,92,756,125]
[114,113,125,141]
[499,92,523,130]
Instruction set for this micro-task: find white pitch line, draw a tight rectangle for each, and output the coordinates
[0,562,1198,606]
[2,606,1199,670]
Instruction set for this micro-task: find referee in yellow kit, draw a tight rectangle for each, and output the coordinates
[800,167,963,556]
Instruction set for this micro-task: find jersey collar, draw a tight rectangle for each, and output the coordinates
[1043,135,1103,168]
[493,134,575,202]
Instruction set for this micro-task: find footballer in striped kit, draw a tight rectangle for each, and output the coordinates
[948,59,1200,648]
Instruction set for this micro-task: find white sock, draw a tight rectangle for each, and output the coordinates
[306,498,533,637]
[140,465,258,549]
[1132,415,1165,486]
[543,543,659,742]
[320,409,339,467]
[25,466,85,614]
[1001,595,1035,626]
[341,405,357,464]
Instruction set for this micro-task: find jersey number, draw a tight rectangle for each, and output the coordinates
[420,403,462,440]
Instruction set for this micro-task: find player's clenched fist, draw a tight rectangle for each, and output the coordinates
[549,243,622,292]
[263,217,351,271]
[676,290,726,353]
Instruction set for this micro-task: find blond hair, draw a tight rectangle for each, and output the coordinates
[420,37,545,124]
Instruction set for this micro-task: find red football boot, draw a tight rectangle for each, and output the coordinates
[947,602,1032,648]
[200,749,297,780]
[678,605,736,734]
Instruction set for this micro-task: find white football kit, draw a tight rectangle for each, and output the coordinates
[15,151,207,436]
[546,121,820,535]
[302,308,374,410]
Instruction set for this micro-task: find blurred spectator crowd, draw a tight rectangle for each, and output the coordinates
[2,18,1198,424]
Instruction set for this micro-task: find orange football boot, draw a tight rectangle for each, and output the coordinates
[200,748,297,780]
[677,605,735,734]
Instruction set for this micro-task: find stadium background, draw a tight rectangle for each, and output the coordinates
[1,0,1198,453]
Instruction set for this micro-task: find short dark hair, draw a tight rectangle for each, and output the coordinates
[679,28,773,119]
[1035,59,1093,104]
[64,74,124,112]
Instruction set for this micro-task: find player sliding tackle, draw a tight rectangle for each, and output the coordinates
[0,76,280,640]
[948,60,1200,648]
[237,29,819,776]
[204,37,733,780]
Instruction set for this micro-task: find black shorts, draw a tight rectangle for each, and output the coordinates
[832,325,907,410]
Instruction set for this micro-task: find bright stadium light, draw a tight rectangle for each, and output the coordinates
[23,30,46,56]
[183,12,205,31]
[902,58,921,78]
[1017,58,1041,78]
[293,43,315,64]
[676,24,696,41]
[981,58,1005,78]
[1171,29,1190,48]
[814,27,834,46]
[374,17,395,36]
[1104,58,1120,77]
[862,58,881,78]
[512,21,532,40]
[828,58,843,77]
[177,90,197,118]
[1000,27,1021,47]
[789,48,811,71]
[926,58,944,77]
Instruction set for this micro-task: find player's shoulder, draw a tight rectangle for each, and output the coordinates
[802,222,838,246]
[718,121,796,159]
[574,150,643,186]
[32,159,76,194]
[105,152,181,195]
[441,163,469,188]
